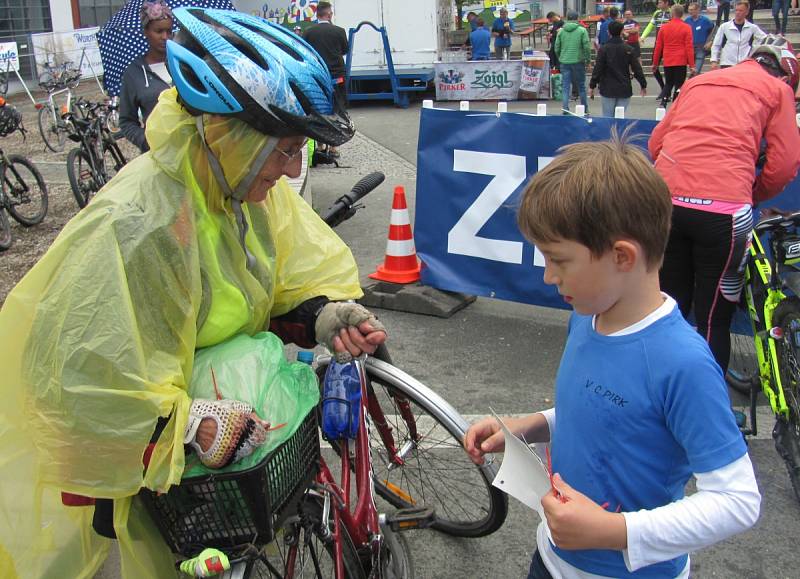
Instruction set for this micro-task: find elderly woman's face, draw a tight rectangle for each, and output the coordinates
[145,18,173,55]
[244,136,306,203]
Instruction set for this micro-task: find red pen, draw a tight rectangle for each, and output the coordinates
[545,446,568,503]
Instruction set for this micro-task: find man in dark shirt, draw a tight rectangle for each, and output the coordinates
[304,2,348,95]
[303,1,349,155]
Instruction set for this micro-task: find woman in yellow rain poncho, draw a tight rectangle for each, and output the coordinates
[0,8,386,578]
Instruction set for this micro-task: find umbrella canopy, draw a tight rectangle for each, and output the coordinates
[97,0,235,97]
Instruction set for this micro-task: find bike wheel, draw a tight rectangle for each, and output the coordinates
[727,331,760,395]
[254,495,365,579]
[379,524,413,579]
[317,356,508,538]
[0,208,12,251]
[67,147,100,208]
[4,155,48,226]
[37,105,66,153]
[770,297,800,503]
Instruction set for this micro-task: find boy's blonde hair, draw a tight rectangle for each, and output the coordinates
[517,132,672,270]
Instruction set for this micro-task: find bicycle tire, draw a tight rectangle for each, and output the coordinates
[37,105,66,153]
[253,495,365,579]
[4,155,48,226]
[67,147,100,209]
[379,524,413,579]
[770,297,800,503]
[727,330,760,395]
[0,208,12,251]
[317,356,508,538]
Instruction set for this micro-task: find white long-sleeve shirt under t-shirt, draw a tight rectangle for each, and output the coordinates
[535,295,761,578]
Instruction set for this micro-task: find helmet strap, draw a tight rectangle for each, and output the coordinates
[195,115,262,270]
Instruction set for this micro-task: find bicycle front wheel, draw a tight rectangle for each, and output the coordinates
[727,330,760,395]
[771,297,800,503]
[4,155,48,226]
[0,208,12,251]
[318,356,508,538]
[254,495,365,579]
[67,147,100,208]
[37,105,66,153]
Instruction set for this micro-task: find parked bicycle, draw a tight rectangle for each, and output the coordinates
[727,211,800,502]
[140,174,507,578]
[63,98,127,208]
[0,100,49,251]
[35,61,81,153]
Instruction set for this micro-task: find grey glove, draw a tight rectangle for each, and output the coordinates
[314,302,386,354]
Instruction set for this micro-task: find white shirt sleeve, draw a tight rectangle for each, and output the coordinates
[622,453,761,572]
[538,407,556,439]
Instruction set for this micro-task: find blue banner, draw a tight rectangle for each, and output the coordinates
[415,108,800,308]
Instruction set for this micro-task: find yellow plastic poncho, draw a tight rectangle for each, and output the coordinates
[0,88,361,578]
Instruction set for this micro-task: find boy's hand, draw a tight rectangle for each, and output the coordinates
[464,417,504,464]
[542,474,627,551]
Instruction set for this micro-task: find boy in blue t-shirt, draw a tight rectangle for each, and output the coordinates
[470,18,491,60]
[465,137,760,578]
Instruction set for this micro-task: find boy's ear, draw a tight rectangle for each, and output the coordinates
[612,240,639,272]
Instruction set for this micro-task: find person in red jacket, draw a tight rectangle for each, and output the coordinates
[652,4,695,107]
[650,35,800,374]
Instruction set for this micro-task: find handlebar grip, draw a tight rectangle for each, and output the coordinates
[321,171,385,227]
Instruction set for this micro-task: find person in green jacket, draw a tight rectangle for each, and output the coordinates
[555,10,591,114]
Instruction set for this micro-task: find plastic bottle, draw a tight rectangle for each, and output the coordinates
[296,350,315,366]
[321,359,361,439]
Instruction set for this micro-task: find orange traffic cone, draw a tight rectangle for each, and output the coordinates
[369,186,421,284]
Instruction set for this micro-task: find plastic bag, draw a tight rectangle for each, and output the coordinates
[184,332,320,478]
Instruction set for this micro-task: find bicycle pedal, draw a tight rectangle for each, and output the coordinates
[385,507,435,531]
[382,480,414,504]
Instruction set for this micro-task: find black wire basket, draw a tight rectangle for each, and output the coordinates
[0,105,22,137]
[140,410,320,557]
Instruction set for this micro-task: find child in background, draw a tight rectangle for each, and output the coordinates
[464,134,760,579]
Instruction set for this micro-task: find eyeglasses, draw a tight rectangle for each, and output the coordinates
[274,138,309,164]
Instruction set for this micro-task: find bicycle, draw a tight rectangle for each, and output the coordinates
[63,98,127,208]
[726,211,800,502]
[0,101,49,251]
[35,61,81,153]
[140,173,508,578]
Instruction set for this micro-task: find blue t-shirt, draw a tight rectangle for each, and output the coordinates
[684,15,714,45]
[470,27,491,59]
[491,17,515,47]
[550,308,747,578]
[598,17,610,45]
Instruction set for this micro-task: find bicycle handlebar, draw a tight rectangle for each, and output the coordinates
[321,171,385,228]
[755,210,800,235]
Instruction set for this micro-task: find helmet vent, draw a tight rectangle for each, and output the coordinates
[289,81,313,114]
[237,21,304,62]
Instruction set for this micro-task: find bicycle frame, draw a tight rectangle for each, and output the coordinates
[741,229,793,433]
[46,86,72,122]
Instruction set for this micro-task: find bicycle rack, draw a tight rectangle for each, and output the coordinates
[344,21,430,108]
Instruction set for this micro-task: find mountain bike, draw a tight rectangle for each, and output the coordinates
[0,103,49,251]
[35,61,81,153]
[64,98,127,208]
[726,211,800,502]
[140,174,507,577]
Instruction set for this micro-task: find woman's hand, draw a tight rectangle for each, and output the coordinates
[464,417,504,465]
[332,320,387,357]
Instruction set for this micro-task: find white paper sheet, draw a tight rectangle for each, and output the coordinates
[489,409,553,521]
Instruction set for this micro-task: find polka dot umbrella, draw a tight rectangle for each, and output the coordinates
[97,0,235,97]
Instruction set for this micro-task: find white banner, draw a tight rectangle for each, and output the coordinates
[435,57,549,101]
[0,42,20,73]
[31,27,103,79]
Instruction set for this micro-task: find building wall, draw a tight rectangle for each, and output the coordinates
[49,0,74,31]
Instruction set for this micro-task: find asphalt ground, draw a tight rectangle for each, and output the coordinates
[85,93,800,578]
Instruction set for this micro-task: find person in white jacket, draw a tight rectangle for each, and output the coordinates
[710,1,766,68]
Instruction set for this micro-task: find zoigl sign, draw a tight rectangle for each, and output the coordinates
[0,42,20,72]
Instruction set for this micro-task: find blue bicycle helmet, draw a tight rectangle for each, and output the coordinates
[167,7,353,146]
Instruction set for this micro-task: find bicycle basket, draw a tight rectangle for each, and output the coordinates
[0,105,22,137]
[139,410,320,557]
